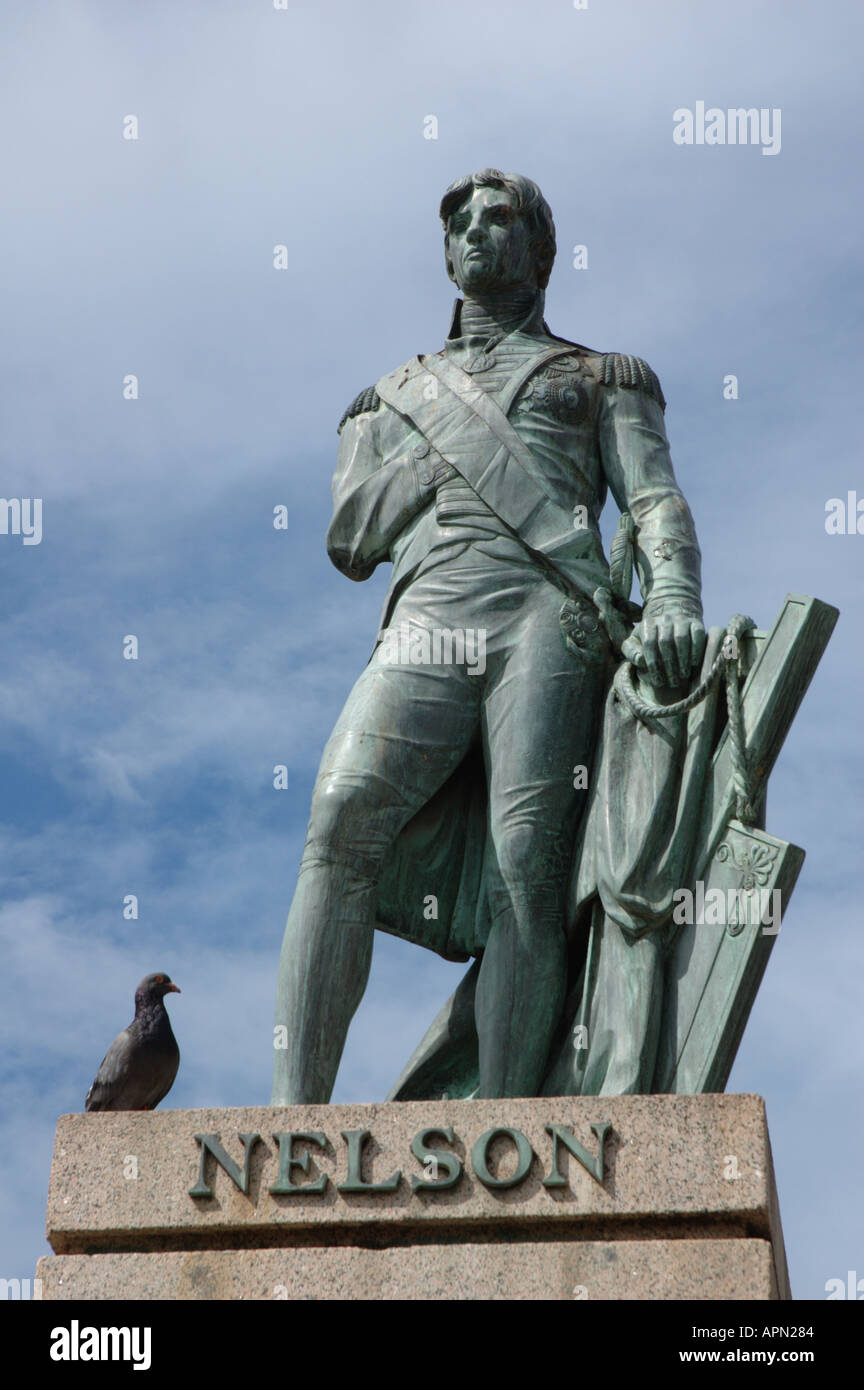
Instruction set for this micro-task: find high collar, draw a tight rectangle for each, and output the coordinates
[446,288,548,343]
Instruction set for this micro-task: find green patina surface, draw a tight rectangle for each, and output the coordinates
[271,170,837,1105]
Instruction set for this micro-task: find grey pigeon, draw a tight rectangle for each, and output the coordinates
[85,973,181,1112]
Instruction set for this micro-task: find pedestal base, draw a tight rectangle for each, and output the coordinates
[39,1093,790,1300]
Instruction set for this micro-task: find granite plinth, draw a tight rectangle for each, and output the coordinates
[40,1093,790,1300]
[38,1239,779,1301]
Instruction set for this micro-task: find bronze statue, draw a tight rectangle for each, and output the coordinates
[272,169,715,1103]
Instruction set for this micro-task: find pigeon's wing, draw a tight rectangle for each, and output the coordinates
[141,1045,180,1110]
[84,1028,136,1111]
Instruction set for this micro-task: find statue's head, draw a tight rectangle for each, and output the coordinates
[439,169,556,294]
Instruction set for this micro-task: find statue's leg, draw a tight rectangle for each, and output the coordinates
[272,647,479,1105]
[475,585,610,1098]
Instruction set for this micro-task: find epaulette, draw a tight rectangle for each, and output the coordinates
[598,353,666,412]
[337,384,381,434]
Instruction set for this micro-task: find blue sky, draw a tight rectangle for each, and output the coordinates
[1,0,861,1299]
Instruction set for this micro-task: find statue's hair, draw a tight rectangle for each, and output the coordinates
[439,168,557,290]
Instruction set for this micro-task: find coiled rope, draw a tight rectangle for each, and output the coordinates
[612,614,757,823]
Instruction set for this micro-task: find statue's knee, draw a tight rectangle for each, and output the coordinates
[302,774,389,876]
[491,820,571,888]
[308,775,362,839]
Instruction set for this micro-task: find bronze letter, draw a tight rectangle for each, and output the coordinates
[269,1131,329,1195]
[189,1132,260,1197]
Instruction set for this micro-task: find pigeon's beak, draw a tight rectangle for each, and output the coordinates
[167,983,181,993]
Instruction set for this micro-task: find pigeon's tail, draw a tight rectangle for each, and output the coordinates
[84,1081,109,1112]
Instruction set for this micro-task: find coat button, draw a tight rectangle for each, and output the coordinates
[413,442,430,459]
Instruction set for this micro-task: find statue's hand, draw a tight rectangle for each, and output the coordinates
[413,439,459,494]
[416,458,459,500]
[624,602,706,689]
[428,461,458,490]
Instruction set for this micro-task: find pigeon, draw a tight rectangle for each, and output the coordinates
[85,972,181,1112]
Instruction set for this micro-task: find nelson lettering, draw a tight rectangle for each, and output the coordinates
[188,1122,611,1199]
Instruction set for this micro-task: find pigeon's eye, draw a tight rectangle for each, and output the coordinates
[155,975,165,983]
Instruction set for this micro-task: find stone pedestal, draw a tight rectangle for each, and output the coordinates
[38,1093,790,1300]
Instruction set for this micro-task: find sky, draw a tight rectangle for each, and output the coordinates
[0,0,861,1301]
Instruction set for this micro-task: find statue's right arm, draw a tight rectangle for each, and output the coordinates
[325,407,437,581]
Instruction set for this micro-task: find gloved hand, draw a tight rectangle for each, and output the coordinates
[413,441,458,493]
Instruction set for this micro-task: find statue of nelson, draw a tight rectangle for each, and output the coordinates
[272,169,705,1104]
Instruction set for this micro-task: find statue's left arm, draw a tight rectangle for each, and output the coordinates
[595,354,706,687]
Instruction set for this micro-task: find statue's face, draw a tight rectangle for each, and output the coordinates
[445,185,536,293]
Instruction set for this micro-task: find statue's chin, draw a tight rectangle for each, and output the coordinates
[459,269,512,295]
[458,276,494,295]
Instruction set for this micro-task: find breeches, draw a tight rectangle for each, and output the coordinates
[298,554,611,930]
